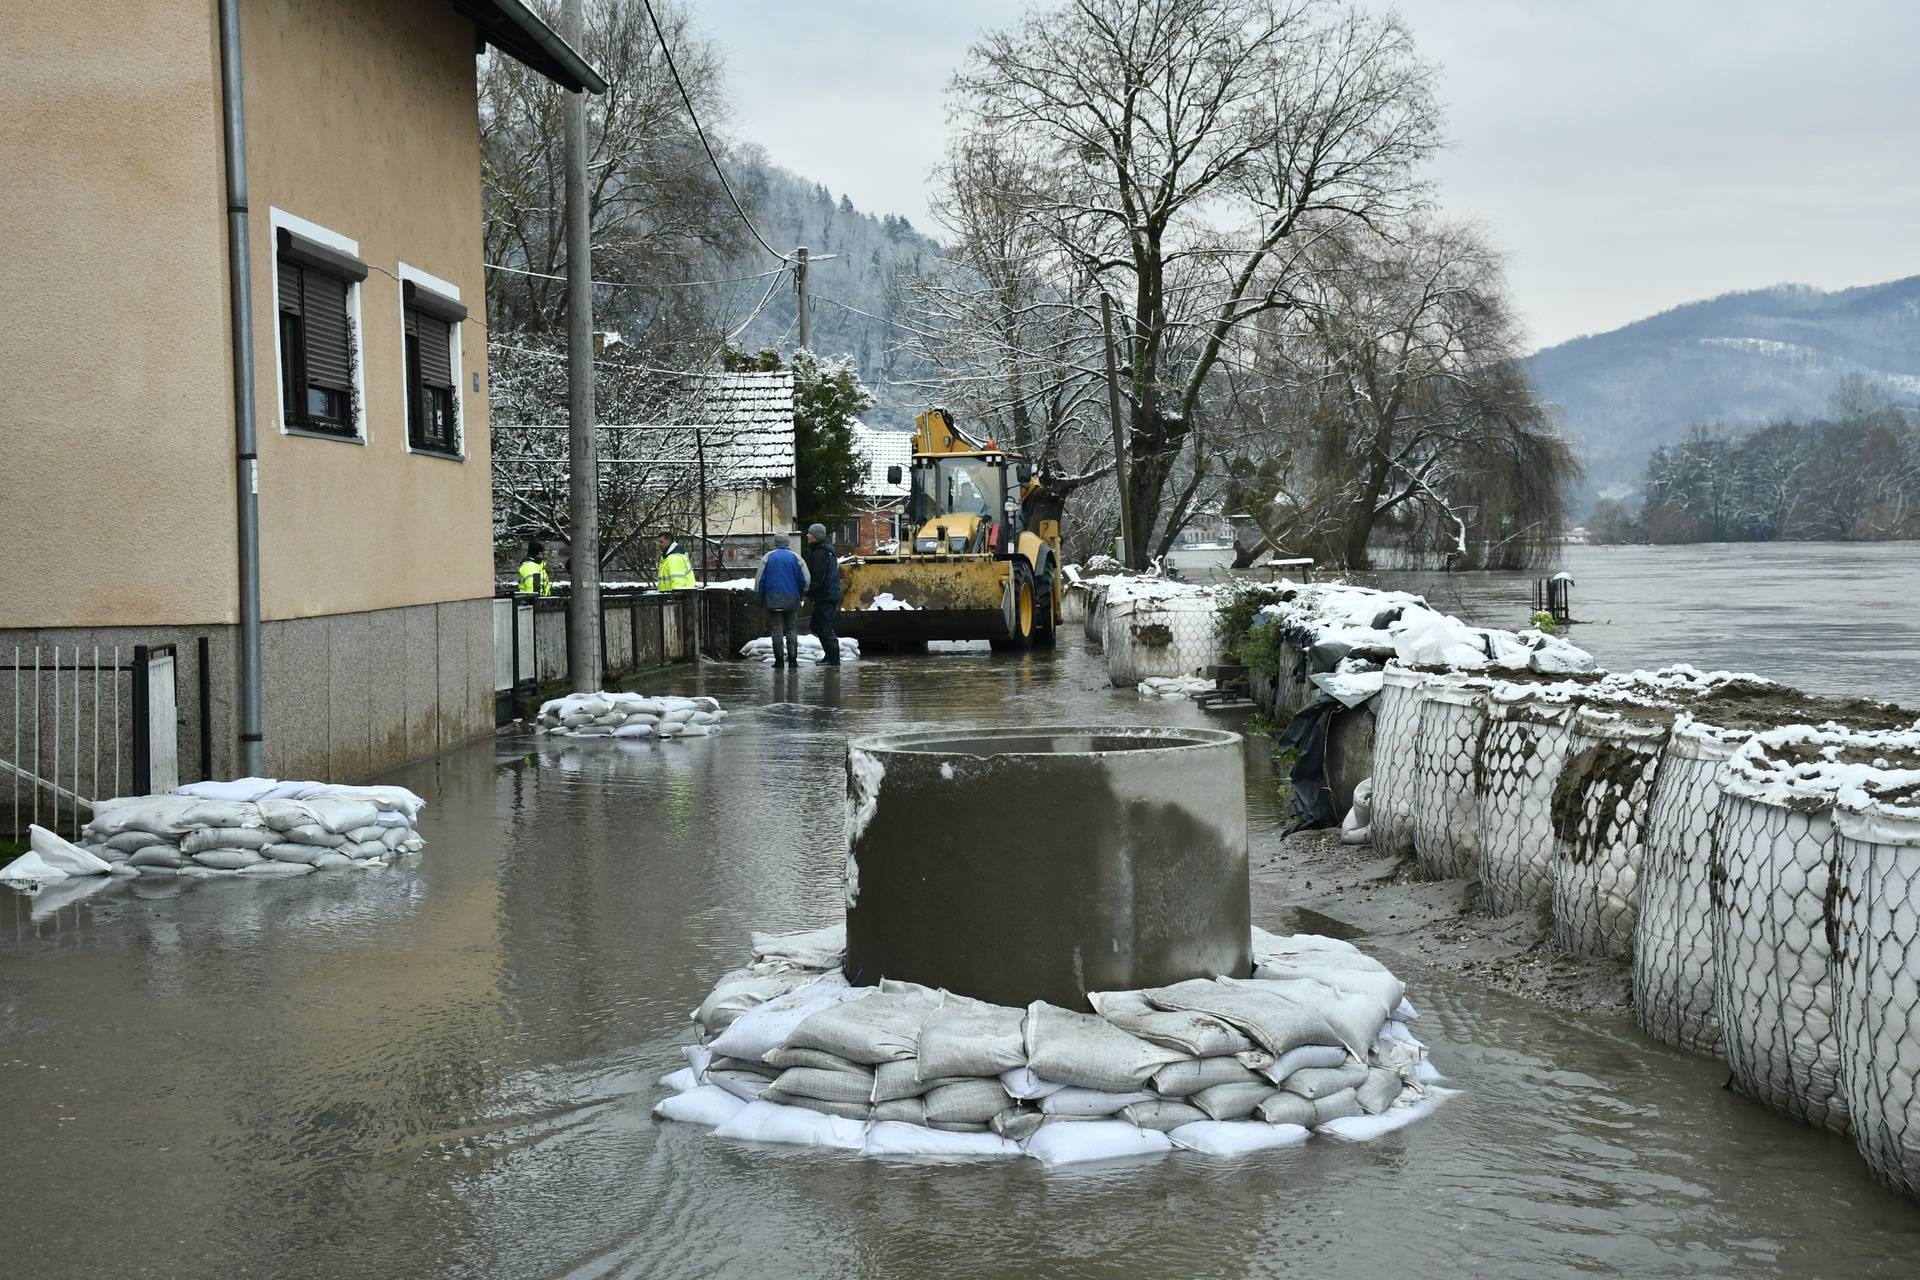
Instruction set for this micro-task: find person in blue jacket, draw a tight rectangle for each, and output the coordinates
[753,532,811,666]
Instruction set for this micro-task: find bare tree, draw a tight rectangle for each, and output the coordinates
[955,0,1442,566]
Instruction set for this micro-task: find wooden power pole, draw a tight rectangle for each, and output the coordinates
[1100,293,1136,569]
[794,245,811,351]
[562,0,600,692]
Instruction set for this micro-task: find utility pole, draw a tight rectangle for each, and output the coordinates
[794,245,811,351]
[562,0,600,693]
[1100,293,1136,569]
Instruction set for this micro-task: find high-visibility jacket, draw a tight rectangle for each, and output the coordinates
[517,558,551,596]
[657,544,696,591]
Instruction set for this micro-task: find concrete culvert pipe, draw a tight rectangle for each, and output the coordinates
[843,725,1251,1008]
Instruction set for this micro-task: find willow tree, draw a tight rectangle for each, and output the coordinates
[955,0,1442,566]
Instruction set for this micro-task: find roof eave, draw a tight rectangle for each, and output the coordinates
[457,0,610,94]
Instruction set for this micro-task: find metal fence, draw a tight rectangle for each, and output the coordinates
[2,643,202,840]
[493,590,699,723]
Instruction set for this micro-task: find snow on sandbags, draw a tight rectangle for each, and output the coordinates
[1137,676,1216,700]
[740,635,861,665]
[663,923,1446,1165]
[865,593,915,611]
[67,780,426,879]
[1831,744,1920,1195]
[534,691,726,740]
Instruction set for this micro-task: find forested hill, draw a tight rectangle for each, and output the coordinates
[1523,275,1920,502]
[726,150,944,428]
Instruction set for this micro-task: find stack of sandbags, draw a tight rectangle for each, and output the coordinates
[655,922,1453,1165]
[49,778,428,880]
[535,692,725,740]
[740,635,861,665]
[1137,676,1215,700]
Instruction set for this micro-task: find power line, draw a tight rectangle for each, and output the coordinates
[639,0,785,264]
[484,261,785,290]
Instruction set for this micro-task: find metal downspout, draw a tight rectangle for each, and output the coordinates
[216,0,265,776]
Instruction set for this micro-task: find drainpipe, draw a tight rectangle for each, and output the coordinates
[216,0,265,777]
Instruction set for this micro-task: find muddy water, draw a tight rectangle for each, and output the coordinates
[1376,540,1920,707]
[3,638,1916,1278]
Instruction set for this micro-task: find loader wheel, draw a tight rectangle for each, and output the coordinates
[1032,567,1057,648]
[990,563,1036,652]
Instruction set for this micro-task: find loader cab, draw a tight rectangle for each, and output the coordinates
[904,452,1020,555]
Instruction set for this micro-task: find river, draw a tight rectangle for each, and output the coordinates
[5,613,1917,1278]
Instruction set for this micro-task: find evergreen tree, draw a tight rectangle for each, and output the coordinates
[724,346,873,526]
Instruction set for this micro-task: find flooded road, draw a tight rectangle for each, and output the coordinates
[4,636,1918,1278]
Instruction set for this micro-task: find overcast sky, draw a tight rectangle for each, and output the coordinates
[711,0,1920,351]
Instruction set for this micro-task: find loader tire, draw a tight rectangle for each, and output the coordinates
[990,563,1036,652]
[1032,567,1057,648]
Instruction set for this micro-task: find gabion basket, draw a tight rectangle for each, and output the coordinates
[1412,678,1490,881]
[1369,665,1428,860]
[1551,706,1670,962]
[1476,690,1585,916]
[1634,717,1747,1057]
[1103,596,1222,687]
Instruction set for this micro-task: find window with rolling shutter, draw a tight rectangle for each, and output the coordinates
[403,280,465,457]
[275,227,365,439]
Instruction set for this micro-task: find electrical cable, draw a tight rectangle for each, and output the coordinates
[484,261,785,290]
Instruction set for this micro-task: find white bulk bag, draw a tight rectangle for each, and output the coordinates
[1550,706,1670,961]
[1833,793,1920,1193]
[1368,665,1428,860]
[1410,677,1490,880]
[1633,716,1747,1056]
[1061,583,1088,625]
[1475,684,1586,916]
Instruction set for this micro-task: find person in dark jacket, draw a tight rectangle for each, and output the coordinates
[803,522,843,664]
[752,532,810,666]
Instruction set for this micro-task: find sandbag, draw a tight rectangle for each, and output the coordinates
[999,1067,1067,1101]
[917,998,1027,1078]
[750,923,845,970]
[1148,1057,1265,1097]
[693,967,819,1034]
[706,975,867,1063]
[1142,979,1343,1058]
[990,1108,1047,1142]
[759,1093,871,1122]
[241,859,314,876]
[182,827,275,855]
[1254,1092,1318,1127]
[1259,1043,1348,1084]
[781,991,935,1065]
[1023,1120,1173,1167]
[653,1085,746,1128]
[1222,977,1388,1056]
[1551,707,1669,960]
[1037,1087,1156,1117]
[922,1079,1014,1127]
[766,1066,875,1105]
[761,1046,867,1074]
[1101,1008,1257,1059]
[1168,1120,1311,1156]
[104,830,163,853]
[1280,1063,1369,1100]
[1189,1082,1274,1121]
[1119,1101,1210,1132]
[1023,1002,1185,1093]
[264,844,325,865]
[27,826,112,876]
[872,1060,967,1104]
[1356,1067,1405,1115]
[1311,1089,1365,1125]
[192,848,264,870]
[865,1121,1021,1159]
[84,793,200,838]
[712,1101,866,1150]
[872,1099,926,1125]
[127,847,187,869]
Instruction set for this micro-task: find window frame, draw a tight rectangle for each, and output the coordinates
[269,209,367,444]
[396,264,467,462]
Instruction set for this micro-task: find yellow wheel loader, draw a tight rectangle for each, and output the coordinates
[837,409,1065,651]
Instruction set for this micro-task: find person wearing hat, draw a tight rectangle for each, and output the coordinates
[516,538,552,596]
[803,523,843,664]
[752,531,810,666]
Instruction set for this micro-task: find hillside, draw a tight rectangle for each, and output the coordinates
[1523,275,1920,503]
[724,149,944,428]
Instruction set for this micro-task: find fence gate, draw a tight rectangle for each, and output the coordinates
[132,645,179,794]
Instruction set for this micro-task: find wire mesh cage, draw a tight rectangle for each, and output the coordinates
[1834,799,1920,1193]
[1412,678,1490,881]
[1369,665,1428,860]
[1083,584,1108,645]
[1633,717,1748,1056]
[1712,787,1850,1134]
[1103,595,1223,687]
[1551,706,1671,961]
[1476,690,1585,916]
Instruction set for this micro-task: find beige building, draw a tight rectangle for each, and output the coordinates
[0,0,602,790]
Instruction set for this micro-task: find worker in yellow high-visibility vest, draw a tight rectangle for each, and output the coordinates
[655,532,696,590]
[516,539,552,596]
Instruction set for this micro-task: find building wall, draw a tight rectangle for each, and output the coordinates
[244,0,494,623]
[0,0,238,631]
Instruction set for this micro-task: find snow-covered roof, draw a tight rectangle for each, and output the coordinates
[686,372,796,484]
[854,423,914,498]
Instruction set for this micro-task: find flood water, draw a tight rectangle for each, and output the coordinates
[1375,540,1920,707]
[6,554,1920,1277]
